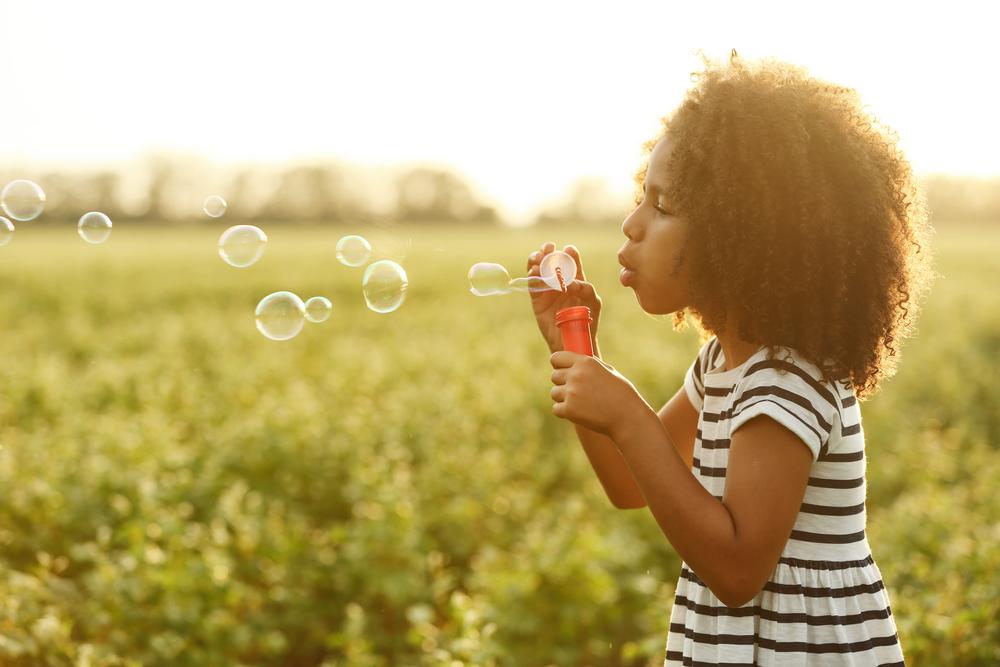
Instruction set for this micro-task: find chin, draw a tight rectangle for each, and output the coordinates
[634,291,680,316]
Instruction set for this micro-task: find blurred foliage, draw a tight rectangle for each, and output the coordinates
[533,174,1000,227]
[533,177,630,227]
[0,158,500,226]
[0,222,996,665]
[5,161,1000,228]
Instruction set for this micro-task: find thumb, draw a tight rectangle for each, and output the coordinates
[563,245,587,282]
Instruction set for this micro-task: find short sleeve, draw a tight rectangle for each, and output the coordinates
[727,353,841,462]
[682,338,716,412]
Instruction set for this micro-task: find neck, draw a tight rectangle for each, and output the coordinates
[714,328,761,371]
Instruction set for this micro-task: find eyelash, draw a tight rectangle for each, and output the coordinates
[638,187,672,215]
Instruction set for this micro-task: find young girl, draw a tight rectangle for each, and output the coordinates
[527,51,932,666]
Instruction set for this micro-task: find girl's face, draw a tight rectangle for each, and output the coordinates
[617,136,692,315]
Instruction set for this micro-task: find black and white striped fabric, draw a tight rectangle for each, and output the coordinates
[665,337,905,666]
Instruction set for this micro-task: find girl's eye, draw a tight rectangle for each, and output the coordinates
[655,204,672,216]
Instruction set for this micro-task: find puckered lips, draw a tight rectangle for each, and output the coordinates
[618,251,636,287]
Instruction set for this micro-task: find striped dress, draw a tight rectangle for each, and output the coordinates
[664,337,905,666]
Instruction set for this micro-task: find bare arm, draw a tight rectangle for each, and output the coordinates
[613,409,812,607]
[565,334,644,509]
[572,383,699,510]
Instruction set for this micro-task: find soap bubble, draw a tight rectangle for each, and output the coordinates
[304,296,333,323]
[539,250,577,291]
[78,212,112,244]
[362,260,408,313]
[255,291,306,341]
[1,180,46,222]
[0,218,13,246]
[203,195,228,218]
[468,260,558,296]
[468,262,512,296]
[336,235,372,267]
[218,225,267,268]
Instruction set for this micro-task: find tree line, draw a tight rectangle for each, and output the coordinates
[2,156,996,226]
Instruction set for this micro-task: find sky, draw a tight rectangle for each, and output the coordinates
[0,0,996,223]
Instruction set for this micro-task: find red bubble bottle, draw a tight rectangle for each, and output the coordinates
[556,306,594,356]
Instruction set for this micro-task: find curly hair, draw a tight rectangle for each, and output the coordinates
[635,49,935,399]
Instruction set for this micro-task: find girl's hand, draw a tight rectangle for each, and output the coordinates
[526,243,602,354]
[549,351,654,439]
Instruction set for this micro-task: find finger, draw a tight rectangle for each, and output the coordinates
[550,385,565,402]
[563,245,587,281]
[552,402,566,419]
[526,250,541,271]
[571,280,599,303]
[542,241,555,255]
[550,369,566,385]
[528,264,541,277]
[550,350,580,369]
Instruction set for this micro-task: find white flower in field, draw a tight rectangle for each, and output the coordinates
[31,614,63,642]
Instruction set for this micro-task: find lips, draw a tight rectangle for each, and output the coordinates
[618,252,636,287]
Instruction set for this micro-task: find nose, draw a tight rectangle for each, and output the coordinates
[621,207,641,241]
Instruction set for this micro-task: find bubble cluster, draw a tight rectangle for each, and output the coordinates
[255,291,307,341]
[203,195,228,218]
[78,212,113,245]
[336,235,372,267]
[1,180,46,222]
[305,296,333,323]
[362,260,408,313]
[218,225,267,268]
[0,217,14,246]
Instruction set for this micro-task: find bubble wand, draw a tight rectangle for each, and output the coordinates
[555,266,567,292]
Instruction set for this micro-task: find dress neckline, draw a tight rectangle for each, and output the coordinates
[704,342,768,385]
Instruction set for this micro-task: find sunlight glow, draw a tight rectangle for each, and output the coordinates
[0,0,994,222]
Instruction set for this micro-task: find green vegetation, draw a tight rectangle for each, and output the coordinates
[0,221,996,666]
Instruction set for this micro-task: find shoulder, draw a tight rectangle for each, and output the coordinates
[738,346,841,408]
[730,346,845,460]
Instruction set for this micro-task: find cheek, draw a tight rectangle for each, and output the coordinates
[637,241,690,313]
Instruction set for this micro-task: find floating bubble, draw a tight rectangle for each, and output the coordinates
[468,262,512,296]
[304,296,333,323]
[362,260,408,313]
[336,235,372,267]
[539,250,577,291]
[255,291,306,341]
[218,225,267,268]
[203,195,228,218]
[1,180,46,222]
[78,211,112,244]
[0,218,13,246]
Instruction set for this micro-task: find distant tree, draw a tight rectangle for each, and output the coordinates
[258,164,368,223]
[920,175,1000,223]
[130,154,210,222]
[394,167,499,224]
[143,155,176,222]
[533,177,628,226]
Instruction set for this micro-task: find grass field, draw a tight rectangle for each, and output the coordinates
[0,220,997,666]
